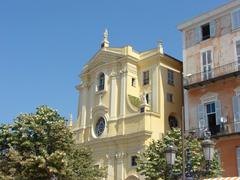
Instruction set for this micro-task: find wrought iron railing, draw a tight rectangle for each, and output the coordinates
[184,61,240,87]
[186,121,240,139]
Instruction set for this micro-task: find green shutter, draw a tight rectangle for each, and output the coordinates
[210,20,216,37]
[198,104,206,129]
[194,26,201,44]
[233,95,240,121]
[215,100,221,125]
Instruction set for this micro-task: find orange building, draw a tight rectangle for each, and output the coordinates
[178,0,240,177]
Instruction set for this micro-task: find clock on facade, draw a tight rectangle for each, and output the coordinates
[95,117,105,137]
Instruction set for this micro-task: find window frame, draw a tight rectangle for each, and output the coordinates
[201,23,210,41]
[97,72,105,92]
[131,77,136,87]
[200,47,214,81]
[167,93,173,103]
[131,155,138,167]
[143,70,150,85]
[167,69,174,85]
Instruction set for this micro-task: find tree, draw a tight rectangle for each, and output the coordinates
[0,106,106,180]
[137,128,222,180]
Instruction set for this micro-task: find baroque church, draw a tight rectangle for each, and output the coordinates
[72,30,182,180]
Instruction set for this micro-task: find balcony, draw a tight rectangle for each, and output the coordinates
[184,61,240,89]
[187,121,240,139]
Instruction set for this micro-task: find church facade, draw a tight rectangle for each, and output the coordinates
[72,31,182,180]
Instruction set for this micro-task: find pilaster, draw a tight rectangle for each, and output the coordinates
[109,72,117,120]
[115,152,127,180]
[120,69,127,117]
[77,81,88,129]
[151,64,159,112]
[106,154,115,180]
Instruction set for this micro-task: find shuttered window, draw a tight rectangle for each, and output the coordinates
[232,95,240,132]
[198,104,206,130]
[236,147,240,175]
[194,20,215,44]
[232,9,240,30]
[236,40,240,68]
[201,50,213,80]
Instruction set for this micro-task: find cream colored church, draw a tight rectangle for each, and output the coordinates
[72,30,183,180]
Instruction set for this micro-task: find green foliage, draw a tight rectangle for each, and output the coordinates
[128,95,141,108]
[0,105,105,180]
[137,128,222,180]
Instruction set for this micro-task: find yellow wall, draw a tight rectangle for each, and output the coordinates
[73,45,182,180]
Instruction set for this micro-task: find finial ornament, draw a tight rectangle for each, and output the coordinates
[101,29,109,48]
[104,29,108,40]
[157,40,164,54]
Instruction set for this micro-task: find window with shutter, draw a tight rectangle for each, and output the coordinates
[201,50,213,81]
[204,101,221,136]
[232,9,240,30]
[232,95,240,132]
[236,40,240,69]
[236,147,240,176]
[201,23,210,40]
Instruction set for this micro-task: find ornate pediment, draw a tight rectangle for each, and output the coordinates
[92,105,109,116]
[200,92,218,103]
[82,49,124,74]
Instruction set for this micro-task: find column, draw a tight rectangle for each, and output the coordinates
[120,70,127,117]
[151,64,159,113]
[106,154,115,180]
[78,82,87,129]
[109,72,117,120]
[116,152,126,180]
[89,82,94,120]
[76,90,82,128]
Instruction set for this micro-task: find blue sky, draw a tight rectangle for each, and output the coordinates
[0,0,229,124]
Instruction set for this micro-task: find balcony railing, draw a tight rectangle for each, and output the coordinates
[186,121,240,139]
[184,61,240,89]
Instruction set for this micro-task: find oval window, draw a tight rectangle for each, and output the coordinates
[95,117,105,137]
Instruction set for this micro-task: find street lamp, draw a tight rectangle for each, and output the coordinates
[165,144,177,165]
[202,138,215,161]
[165,131,215,179]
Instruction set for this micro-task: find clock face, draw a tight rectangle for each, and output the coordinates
[95,117,105,137]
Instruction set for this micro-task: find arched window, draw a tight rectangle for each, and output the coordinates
[98,73,105,91]
[168,115,178,129]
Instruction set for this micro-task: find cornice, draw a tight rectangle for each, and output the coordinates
[177,0,240,31]
[78,130,152,146]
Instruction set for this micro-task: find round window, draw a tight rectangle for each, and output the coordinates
[95,117,105,137]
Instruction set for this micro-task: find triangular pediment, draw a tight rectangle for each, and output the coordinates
[82,48,125,73]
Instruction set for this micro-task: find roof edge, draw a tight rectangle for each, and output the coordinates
[177,0,240,31]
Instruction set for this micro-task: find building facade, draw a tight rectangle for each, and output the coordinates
[178,0,240,177]
[72,31,182,180]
